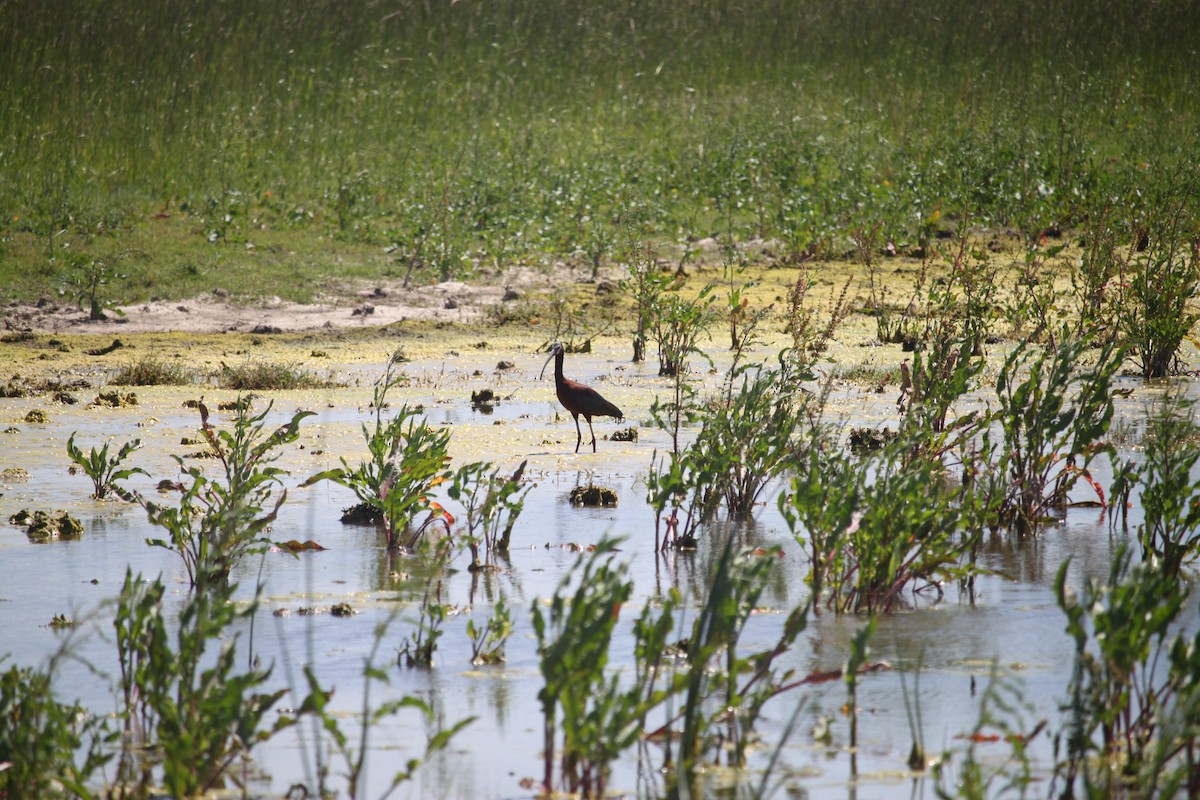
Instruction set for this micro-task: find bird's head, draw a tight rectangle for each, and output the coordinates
[539,342,564,379]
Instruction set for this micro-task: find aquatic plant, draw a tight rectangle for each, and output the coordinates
[214,358,332,390]
[782,428,975,614]
[645,447,703,551]
[447,458,530,569]
[467,595,513,666]
[669,538,810,794]
[986,332,1121,535]
[619,244,671,364]
[0,655,112,799]
[843,617,876,779]
[1131,391,1200,576]
[648,281,718,379]
[307,358,452,551]
[121,398,312,586]
[896,332,986,466]
[721,249,771,354]
[113,568,300,797]
[690,355,807,520]
[1054,547,1200,796]
[1116,213,1200,379]
[934,663,1041,799]
[532,538,633,797]
[66,433,146,500]
[398,576,448,669]
[784,262,854,358]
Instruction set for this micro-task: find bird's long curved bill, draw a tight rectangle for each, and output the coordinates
[539,352,555,380]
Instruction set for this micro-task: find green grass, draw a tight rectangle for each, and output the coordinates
[2,1,1198,307]
[111,357,196,387]
[214,360,332,391]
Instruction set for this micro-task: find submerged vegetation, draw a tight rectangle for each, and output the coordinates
[3,1,1200,797]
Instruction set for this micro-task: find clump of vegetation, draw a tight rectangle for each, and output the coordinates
[1118,225,1200,378]
[470,388,498,411]
[66,433,147,499]
[533,538,635,797]
[1054,546,1200,796]
[112,568,303,797]
[306,357,452,551]
[984,333,1121,535]
[467,596,513,666]
[214,359,331,390]
[120,397,312,586]
[783,429,975,614]
[610,426,638,442]
[111,357,195,386]
[299,612,472,799]
[0,657,112,798]
[447,459,531,569]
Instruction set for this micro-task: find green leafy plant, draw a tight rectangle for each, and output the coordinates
[1054,548,1200,796]
[1126,390,1200,576]
[986,332,1121,535]
[398,534,455,669]
[214,359,331,390]
[532,538,633,797]
[113,569,300,798]
[60,254,126,321]
[648,281,717,379]
[781,428,975,614]
[447,459,531,569]
[307,358,452,551]
[66,433,147,499]
[619,243,671,364]
[398,585,448,669]
[934,663,1041,799]
[1115,184,1200,378]
[467,595,513,666]
[843,616,877,779]
[670,537,810,796]
[121,398,312,586]
[110,356,196,386]
[0,656,112,799]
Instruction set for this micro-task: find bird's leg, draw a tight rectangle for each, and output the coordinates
[573,414,583,453]
[587,418,597,453]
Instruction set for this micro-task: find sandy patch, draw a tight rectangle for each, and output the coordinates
[0,263,597,335]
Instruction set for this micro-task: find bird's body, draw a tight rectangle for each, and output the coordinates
[541,343,623,453]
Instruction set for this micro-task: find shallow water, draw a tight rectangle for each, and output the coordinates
[1,347,1195,799]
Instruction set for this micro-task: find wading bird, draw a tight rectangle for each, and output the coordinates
[540,342,623,453]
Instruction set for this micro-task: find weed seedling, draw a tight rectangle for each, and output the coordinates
[66,433,147,499]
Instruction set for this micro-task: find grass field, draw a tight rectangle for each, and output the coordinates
[2,0,1198,308]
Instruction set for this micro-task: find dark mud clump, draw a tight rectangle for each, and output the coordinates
[11,509,85,542]
[849,426,898,454]
[90,391,138,408]
[341,502,382,525]
[569,483,618,507]
[471,388,499,412]
[611,426,638,443]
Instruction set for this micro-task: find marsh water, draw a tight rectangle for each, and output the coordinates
[2,344,1196,799]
